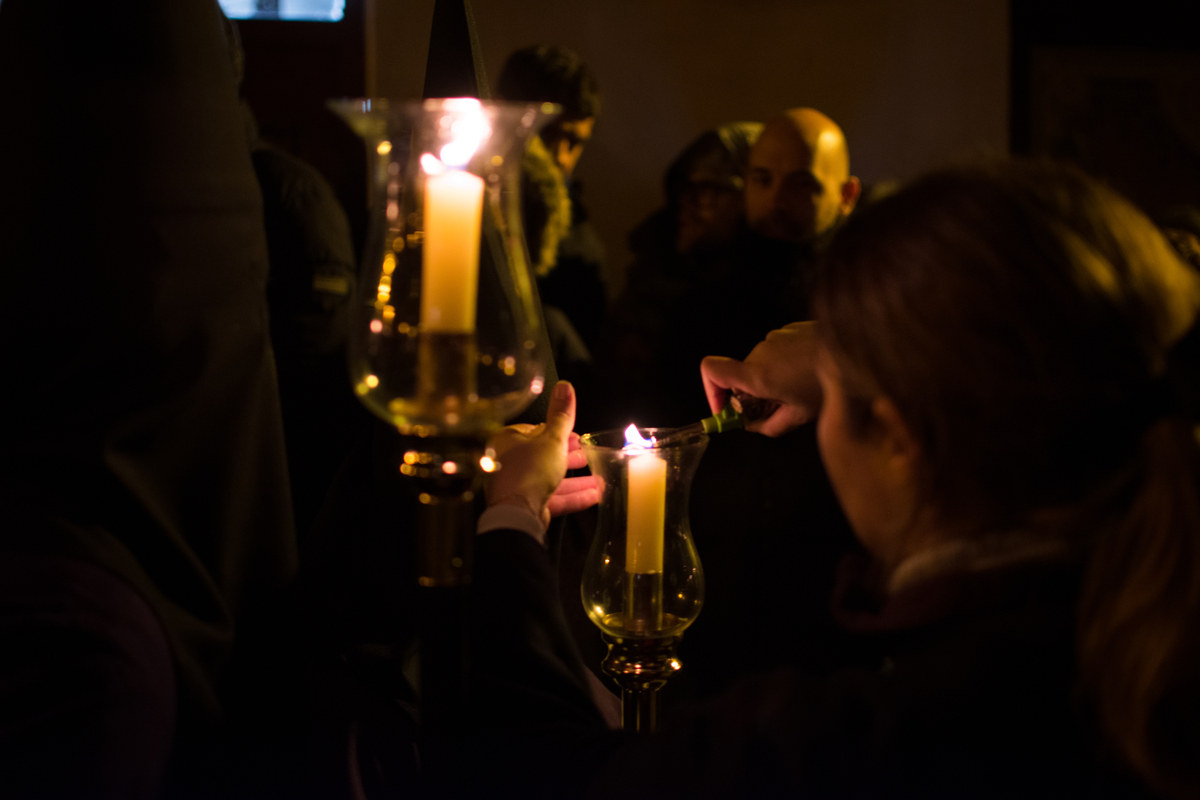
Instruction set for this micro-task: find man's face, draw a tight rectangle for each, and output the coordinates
[744,124,846,243]
[541,116,595,179]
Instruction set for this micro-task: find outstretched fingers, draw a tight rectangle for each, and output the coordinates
[548,475,599,517]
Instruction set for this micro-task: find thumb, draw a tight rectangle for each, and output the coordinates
[701,356,753,414]
[544,381,576,443]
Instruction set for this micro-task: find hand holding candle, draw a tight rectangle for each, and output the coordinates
[483,382,598,541]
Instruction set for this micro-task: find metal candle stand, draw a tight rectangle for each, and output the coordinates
[397,436,485,740]
[580,427,709,735]
[601,633,683,733]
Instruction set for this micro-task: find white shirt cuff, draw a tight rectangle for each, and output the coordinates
[477,503,546,544]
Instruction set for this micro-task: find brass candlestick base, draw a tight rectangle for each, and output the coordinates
[600,633,683,733]
[398,435,485,587]
[397,435,485,749]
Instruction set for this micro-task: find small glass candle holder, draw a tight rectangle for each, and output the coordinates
[580,426,707,731]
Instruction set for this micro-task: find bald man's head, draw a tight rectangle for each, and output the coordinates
[744,108,860,243]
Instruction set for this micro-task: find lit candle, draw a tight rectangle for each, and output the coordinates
[421,169,484,332]
[419,99,490,333]
[624,425,666,574]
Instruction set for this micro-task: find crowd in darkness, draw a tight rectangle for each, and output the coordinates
[495,46,867,433]
[3,1,1200,798]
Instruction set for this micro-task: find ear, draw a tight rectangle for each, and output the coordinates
[871,395,919,477]
[840,176,862,215]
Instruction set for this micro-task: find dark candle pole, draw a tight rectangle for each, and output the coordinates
[422,0,490,101]
[331,8,559,793]
[412,2,487,787]
[410,3,491,791]
[410,7,559,791]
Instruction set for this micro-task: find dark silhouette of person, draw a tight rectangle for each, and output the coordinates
[0,0,298,794]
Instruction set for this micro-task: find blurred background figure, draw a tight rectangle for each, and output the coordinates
[600,107,859,429]
[745,108,860,247]
[671,124,763,254]
[600,122,762,429]
[739,107,860,328]
[222,11,367,540]
[497,44,607,362]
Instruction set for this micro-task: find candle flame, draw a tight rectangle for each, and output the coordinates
[437,98,491,168]
[421,101,492,174]
[420,152,445,175]
[441,97,482,113]
[624,424,656,450]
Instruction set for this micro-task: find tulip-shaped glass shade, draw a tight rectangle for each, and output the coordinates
[329,98,559,436]
[581,427,707,639]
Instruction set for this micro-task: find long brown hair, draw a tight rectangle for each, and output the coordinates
[814,160,1200,796]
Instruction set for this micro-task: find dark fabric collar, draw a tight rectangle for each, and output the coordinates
[831,548,1082,634]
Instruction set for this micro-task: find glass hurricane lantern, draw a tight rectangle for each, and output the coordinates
[580,426,708,732]
[330,96,558,584]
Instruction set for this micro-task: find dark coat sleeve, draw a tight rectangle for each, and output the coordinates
[469,530,629,798]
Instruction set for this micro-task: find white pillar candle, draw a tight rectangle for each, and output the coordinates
[626,448,666,574]
[421,169,484,333]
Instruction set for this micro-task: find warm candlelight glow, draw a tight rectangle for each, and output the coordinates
[624,424,655,448]
[419,99,490,334]
[421,170,484,331]
[624,425,666,574]
[439,99,491,166]
[420,153,444,175]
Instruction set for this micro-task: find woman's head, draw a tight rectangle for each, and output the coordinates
[814,160,1200,537]
[815,161,1200,795]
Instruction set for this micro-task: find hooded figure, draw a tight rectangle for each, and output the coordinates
[0,0,296,794]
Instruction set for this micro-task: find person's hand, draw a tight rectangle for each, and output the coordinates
[700,321,822,437]
[484,381,599,530]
